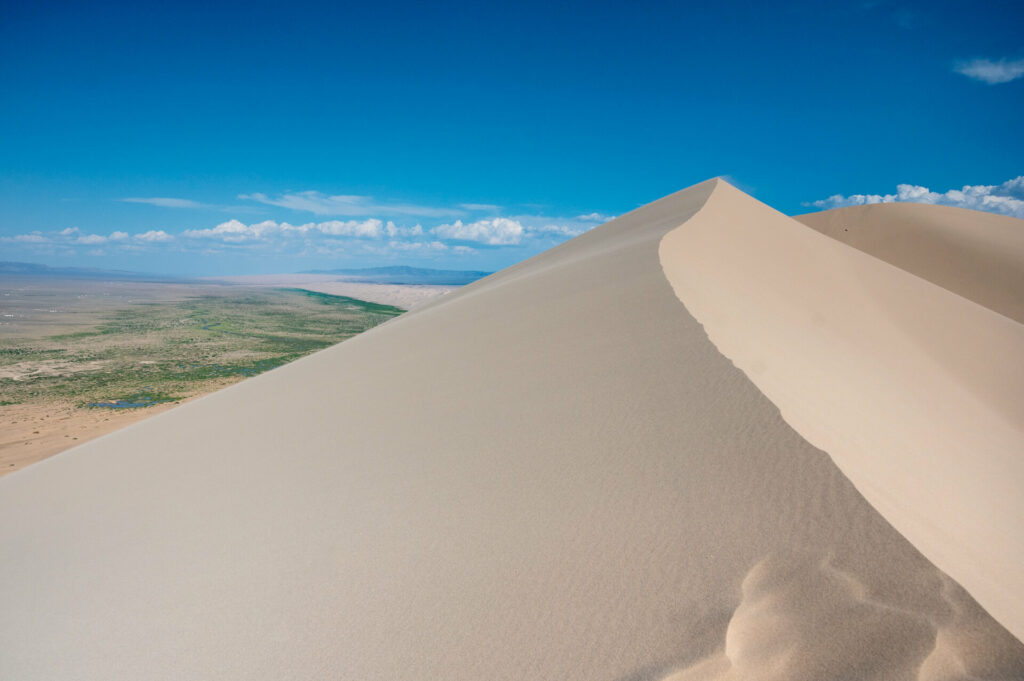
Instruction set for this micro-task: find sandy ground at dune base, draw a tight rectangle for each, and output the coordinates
[0,400,190,476]
[0,281,421,477]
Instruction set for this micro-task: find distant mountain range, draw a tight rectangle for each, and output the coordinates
[0,261,189,282]
[0,261,490,286]
[301,266,491,286]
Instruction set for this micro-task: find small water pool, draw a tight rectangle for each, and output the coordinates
[88,392,175,409]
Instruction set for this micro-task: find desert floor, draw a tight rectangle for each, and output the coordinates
[0,279,403,475]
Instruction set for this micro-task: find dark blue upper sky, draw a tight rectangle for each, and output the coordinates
[1,0,1021,274]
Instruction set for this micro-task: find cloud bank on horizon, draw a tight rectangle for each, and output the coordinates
[1,192,613,266]
[806,176,1024,219]
[7,173,1023,273]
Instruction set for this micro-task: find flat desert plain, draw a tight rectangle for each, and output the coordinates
[214,273,456,309]
[0,281,402,474]
[1,179,1021,680]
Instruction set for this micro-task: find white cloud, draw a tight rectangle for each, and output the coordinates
[431,212,612,245]
[526,222,591,238]
[954,58,1024,85]
[387,240,448,252]
[806,176,1024,218]
[316,219,384,238]
[3,228,176,248]
[385,221,423,238]
[9,232,49,243]
[183,218,386,241]
[134,230,174,242]
[240,191,464,218]
[75,234,107,245]
[183,219,268,242]
[179,212,606,251]
[121,197,207,208]
[2,198,613,261]
[528,223,584,237]
[433,217,525,245]
[516,213,614,239]
[459,203,502,212]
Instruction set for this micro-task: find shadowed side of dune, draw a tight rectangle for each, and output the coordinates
[1,179,1021,681]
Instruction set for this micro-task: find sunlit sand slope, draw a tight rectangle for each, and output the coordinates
[1,179,1021,680]
[795,202,1024,323]
[662,181,1024,659]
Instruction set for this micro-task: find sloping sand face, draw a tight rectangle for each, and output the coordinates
[795,202,1024,324]
[1,180,1021,680]
[660,183,1024,677]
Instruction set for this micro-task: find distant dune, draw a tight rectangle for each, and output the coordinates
[795,202,1024,324]
[1,179,1021,680]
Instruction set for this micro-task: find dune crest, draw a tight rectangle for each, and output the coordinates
[1,179,1021,680]
[659,180,1024,642]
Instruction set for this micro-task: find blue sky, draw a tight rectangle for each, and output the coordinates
[1,0,1021,275]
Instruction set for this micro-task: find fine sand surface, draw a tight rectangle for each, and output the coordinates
[661,183,1024,657]
[795,202,1024,324]
[2,179,1022,680]
[216,274,455,309]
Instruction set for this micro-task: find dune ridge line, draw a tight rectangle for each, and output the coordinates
[659,179,1024,643]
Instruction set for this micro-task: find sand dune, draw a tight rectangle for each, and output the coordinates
[663,183,1024,643]
[795,202,1024,324]
[1,179,1021,680]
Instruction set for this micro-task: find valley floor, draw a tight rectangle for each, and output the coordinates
[0,278,404,475]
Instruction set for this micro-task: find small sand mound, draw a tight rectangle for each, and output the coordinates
[666,553,1023,681]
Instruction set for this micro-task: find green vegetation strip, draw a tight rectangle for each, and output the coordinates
[0,287,403,409]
